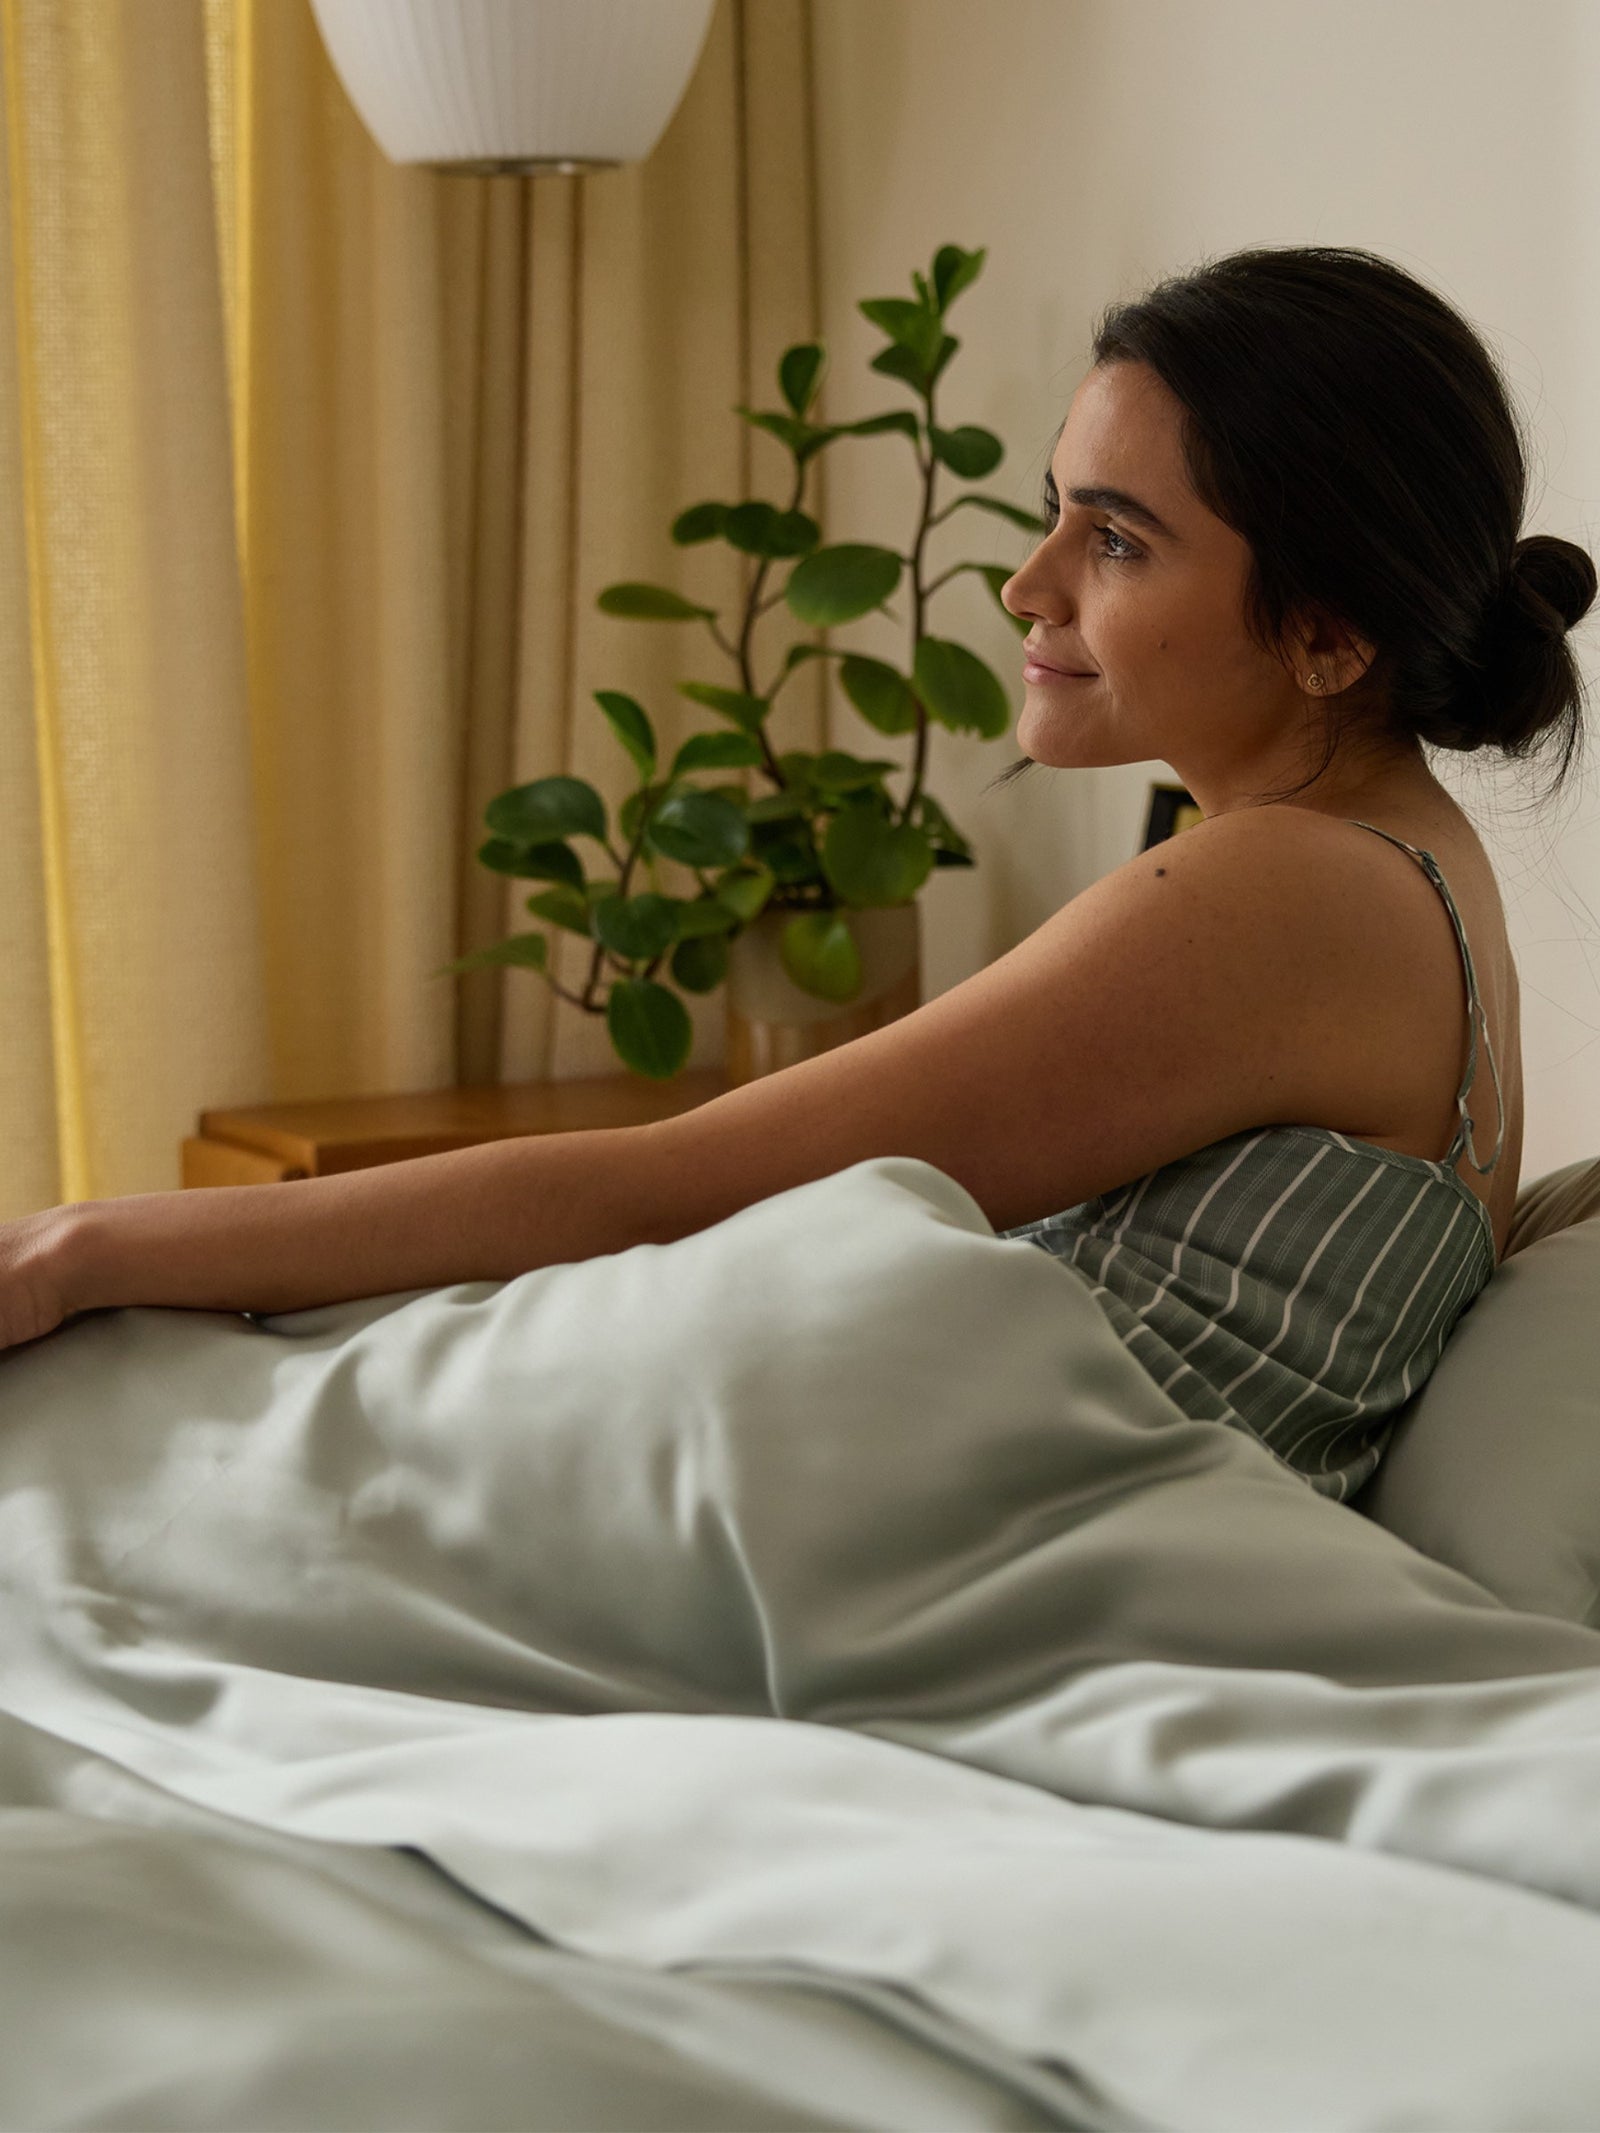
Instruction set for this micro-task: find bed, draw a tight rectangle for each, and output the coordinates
[1,1144,1598,2132]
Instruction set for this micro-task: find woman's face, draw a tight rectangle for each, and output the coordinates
[1000,359,1365,815]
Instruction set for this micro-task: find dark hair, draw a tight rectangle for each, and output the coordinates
[986,244,1596,808]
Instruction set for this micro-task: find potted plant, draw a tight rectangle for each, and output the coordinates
[437,241,1044,1081]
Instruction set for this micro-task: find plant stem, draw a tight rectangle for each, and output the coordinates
[577,800,656,1009]
[729,454,814,793]
[896,379,939,827]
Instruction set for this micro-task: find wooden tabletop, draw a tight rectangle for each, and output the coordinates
[194,1069,732,1176]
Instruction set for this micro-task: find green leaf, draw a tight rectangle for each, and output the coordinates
[929,424,1003,479]
[857,294,925,341]
[868,333,959,393]
[923,558,1030,636]
[931,244,985,311]
[784,543,903,628]
[779,910,862,1004]
[476,835,584,887]
[752,829,821,885]
[525,885,594,936]
[485,775,607,846]
[721,501,780,555]
[593,690,655,781]
[821,805,934,907]
[785,423,843,466]
[833,409,921,443]
[732,405,819,458]
[713,865,775,923]
[743,790,807,825]
[838,654,921,736]
[676,680,769,734]
[620,782,672,844]
[870,342,929,392]
[645,787,751,869]
[670,932,729,993]
[775,750,820,797]
[766,509,822,556]
[671,501,728,545]
[672,894,738,939]
[928,333,960,387]
[433,932,549,979]
[938,492,1048,533]
[913,636,1012,739]
[813,748,898,794]
[668,730,763,779]
[592,891,680,961]
[916,790,973,858]
[977,561,1031,635]
[857,297,942,369]
[597,581,717,621]
[721,501,821,559]
[778,341,825,417]
[783,641,835,674]
[606,977,692,1079]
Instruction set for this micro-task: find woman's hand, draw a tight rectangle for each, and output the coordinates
[0,1207,91,1356]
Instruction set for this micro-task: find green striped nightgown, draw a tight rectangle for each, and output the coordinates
[996,820,1508,1502]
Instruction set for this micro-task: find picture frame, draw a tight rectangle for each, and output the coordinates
[1141,780,1204,850]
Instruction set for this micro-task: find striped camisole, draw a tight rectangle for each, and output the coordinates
[997,820,1508,1502]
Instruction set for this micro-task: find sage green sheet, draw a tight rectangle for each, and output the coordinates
[3,1155,1600,2131]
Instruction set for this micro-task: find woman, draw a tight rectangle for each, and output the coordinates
[1,244,1593,1503]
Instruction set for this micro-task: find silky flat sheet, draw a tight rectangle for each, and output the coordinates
[3,1154,1600,2131]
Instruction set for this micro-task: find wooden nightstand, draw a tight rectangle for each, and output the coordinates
[182,1070,732,1188]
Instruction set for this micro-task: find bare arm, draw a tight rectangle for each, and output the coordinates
[66,1126,683,1318]
[49,807,1427,1328]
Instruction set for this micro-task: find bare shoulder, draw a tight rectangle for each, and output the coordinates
[1054,799,1424,969]
[1150,801,1518,1159]
[637,802,1430,1240]
[1132,801,1476,1040]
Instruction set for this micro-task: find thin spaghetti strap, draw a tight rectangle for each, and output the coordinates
[1345,821,1507,1177]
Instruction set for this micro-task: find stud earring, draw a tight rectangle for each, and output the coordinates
[1306,673,1325,690]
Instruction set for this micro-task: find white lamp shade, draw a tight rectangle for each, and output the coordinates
[307,0,719,172]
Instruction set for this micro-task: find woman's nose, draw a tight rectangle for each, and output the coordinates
[1001,546,1066,623]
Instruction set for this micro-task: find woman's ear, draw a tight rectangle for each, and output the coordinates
[1286,608,1378,695]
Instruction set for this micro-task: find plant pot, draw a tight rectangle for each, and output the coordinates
[723,900,923,1084]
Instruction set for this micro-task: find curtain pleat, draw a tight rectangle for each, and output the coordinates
[0,0,267,1212]
[0,26,53,1219]
[450,178,530,1088]
[0,0,822,1215]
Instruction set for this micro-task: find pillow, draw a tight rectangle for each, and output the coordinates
[1356,1157,1600,1626]
[1505,1151,1600,1256]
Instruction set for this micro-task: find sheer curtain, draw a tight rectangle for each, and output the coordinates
[0,0,824,1217]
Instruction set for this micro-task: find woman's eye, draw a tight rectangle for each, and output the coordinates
[1037,501,1138,562]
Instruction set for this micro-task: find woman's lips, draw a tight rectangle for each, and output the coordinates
[1023,656,1097,680]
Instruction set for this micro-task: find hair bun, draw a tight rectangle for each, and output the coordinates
[1508,534,1597,636]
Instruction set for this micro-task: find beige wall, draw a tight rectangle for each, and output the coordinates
[810,0,1600,1185]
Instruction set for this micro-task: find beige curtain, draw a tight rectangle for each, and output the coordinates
[0,0,825,1218]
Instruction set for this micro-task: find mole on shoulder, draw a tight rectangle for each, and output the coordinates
[1154,866,1166,876]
